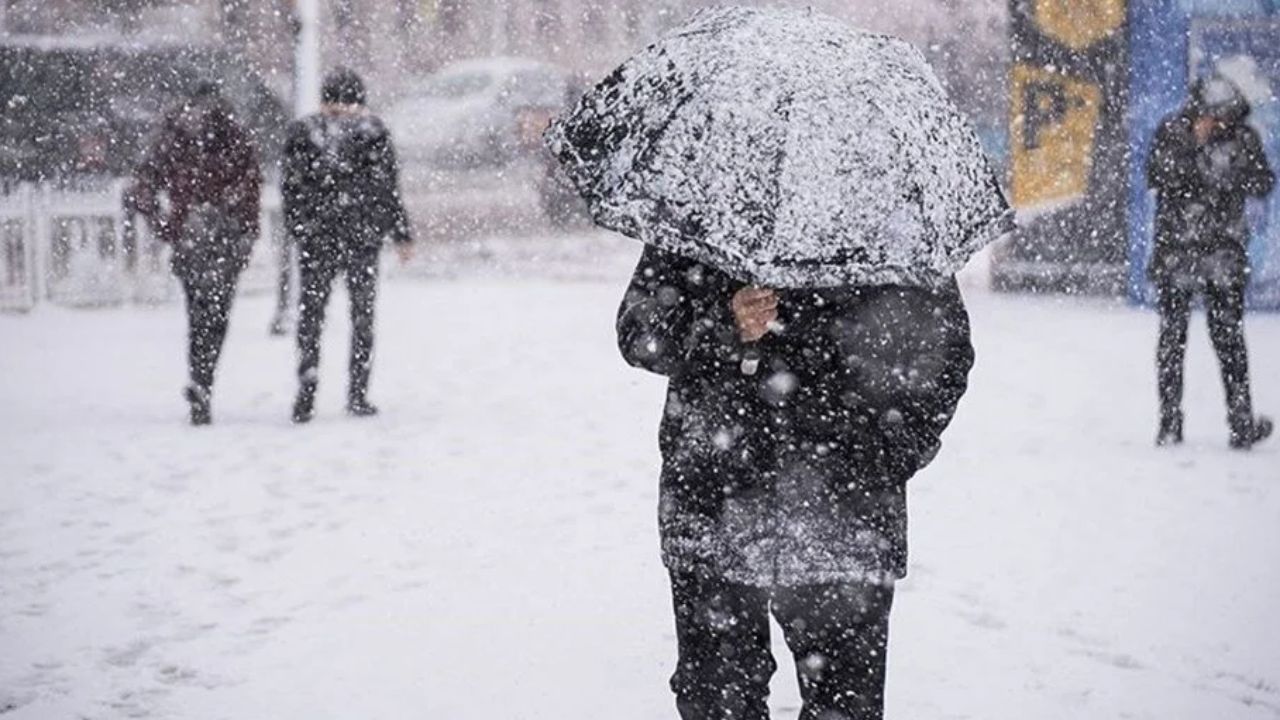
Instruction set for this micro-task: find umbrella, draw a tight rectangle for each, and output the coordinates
[545,5,1013,289]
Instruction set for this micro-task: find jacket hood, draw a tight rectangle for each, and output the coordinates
[1188,74,1251,124]
[171,93,242,149]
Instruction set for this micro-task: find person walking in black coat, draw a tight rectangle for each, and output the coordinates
[618,246,974,720]
[130,81,262,425]
[1147,75,1275,449]
[283,68,413,423]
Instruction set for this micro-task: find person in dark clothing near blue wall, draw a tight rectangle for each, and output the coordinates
[617,246,974,720]
[282,68,413,423]
[1147,75,1275,449]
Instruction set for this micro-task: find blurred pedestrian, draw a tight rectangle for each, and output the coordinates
[130,80,262,425]
[283,68,413,423]
[1147,74,1275,449]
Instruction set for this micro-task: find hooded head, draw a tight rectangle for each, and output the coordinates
[1189,74,1250,124]
[175,78,236,143]
[322,67,367,107]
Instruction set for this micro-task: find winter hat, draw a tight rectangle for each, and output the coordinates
[322,67,367,106]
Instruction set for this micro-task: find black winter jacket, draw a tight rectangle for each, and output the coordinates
[1147,102,1274,287]
[282,109,412,256]
[618,246,974,586]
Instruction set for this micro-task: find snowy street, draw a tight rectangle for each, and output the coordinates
[2,245,1279,719]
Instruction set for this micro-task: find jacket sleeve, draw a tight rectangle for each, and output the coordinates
[1239,127,1276,199]
[370,122,413,245]
[281,120,313,241]
[224,129,262,239]
[866,280,974,480]
[616,245,738,377]
[126,161,160,221]
[236,152,263,240]
[1147,120,1195,195]
[130,117,178,242]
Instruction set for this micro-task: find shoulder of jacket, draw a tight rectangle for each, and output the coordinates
[1234,123,1264,145]
[1157,114,1188,136]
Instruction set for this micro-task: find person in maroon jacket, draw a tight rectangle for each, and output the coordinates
[130,81,262,425]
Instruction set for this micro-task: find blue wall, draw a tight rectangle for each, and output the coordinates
[1128,1,1280,308]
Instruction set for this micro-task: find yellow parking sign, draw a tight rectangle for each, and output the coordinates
[1034,0,1126,51]
[1010,64,1103,209]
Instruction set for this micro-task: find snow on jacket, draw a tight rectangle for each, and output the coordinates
[617,245,974,586]
[1146,84,1275,287]
[282,109,412,253]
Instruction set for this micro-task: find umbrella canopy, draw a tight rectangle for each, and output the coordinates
[546,5,1013,289]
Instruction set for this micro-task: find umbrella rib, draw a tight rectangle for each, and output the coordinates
[627,87,697,186]
[764,90,795,266]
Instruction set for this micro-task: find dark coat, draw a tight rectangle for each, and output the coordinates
[1147,94,1275,288]
[618,246,974,586]
[130,94,262,252]
[282,109,412,259]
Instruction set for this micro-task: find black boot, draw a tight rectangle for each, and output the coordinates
[347,396,379,417]
[292,383,317,424]
[1230,415,1273,450]
[184,385,212,426]
[1156,410,1183,447]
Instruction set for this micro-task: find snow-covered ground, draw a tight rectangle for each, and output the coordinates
[2,241,1278,719]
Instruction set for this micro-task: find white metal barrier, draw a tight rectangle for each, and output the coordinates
[0,184,36,311]
[0,181,285,312]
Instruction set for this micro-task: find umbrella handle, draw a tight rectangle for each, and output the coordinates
[740,347,761,376]
[739,321,782,376]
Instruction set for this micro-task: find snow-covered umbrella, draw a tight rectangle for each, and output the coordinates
[545,5,1013,289]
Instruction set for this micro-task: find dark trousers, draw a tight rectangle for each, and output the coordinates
[1156,282,1254,435]
[180,271,239,392]
[670,571,894,720]
[173,213,246,393]
[296,243,379,402]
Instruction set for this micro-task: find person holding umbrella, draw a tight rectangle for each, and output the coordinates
[1147,74,1274,449]
[547,7,1010,719]
[130,80,262,426]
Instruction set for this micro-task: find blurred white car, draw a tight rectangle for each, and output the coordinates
[386,57,572,170]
